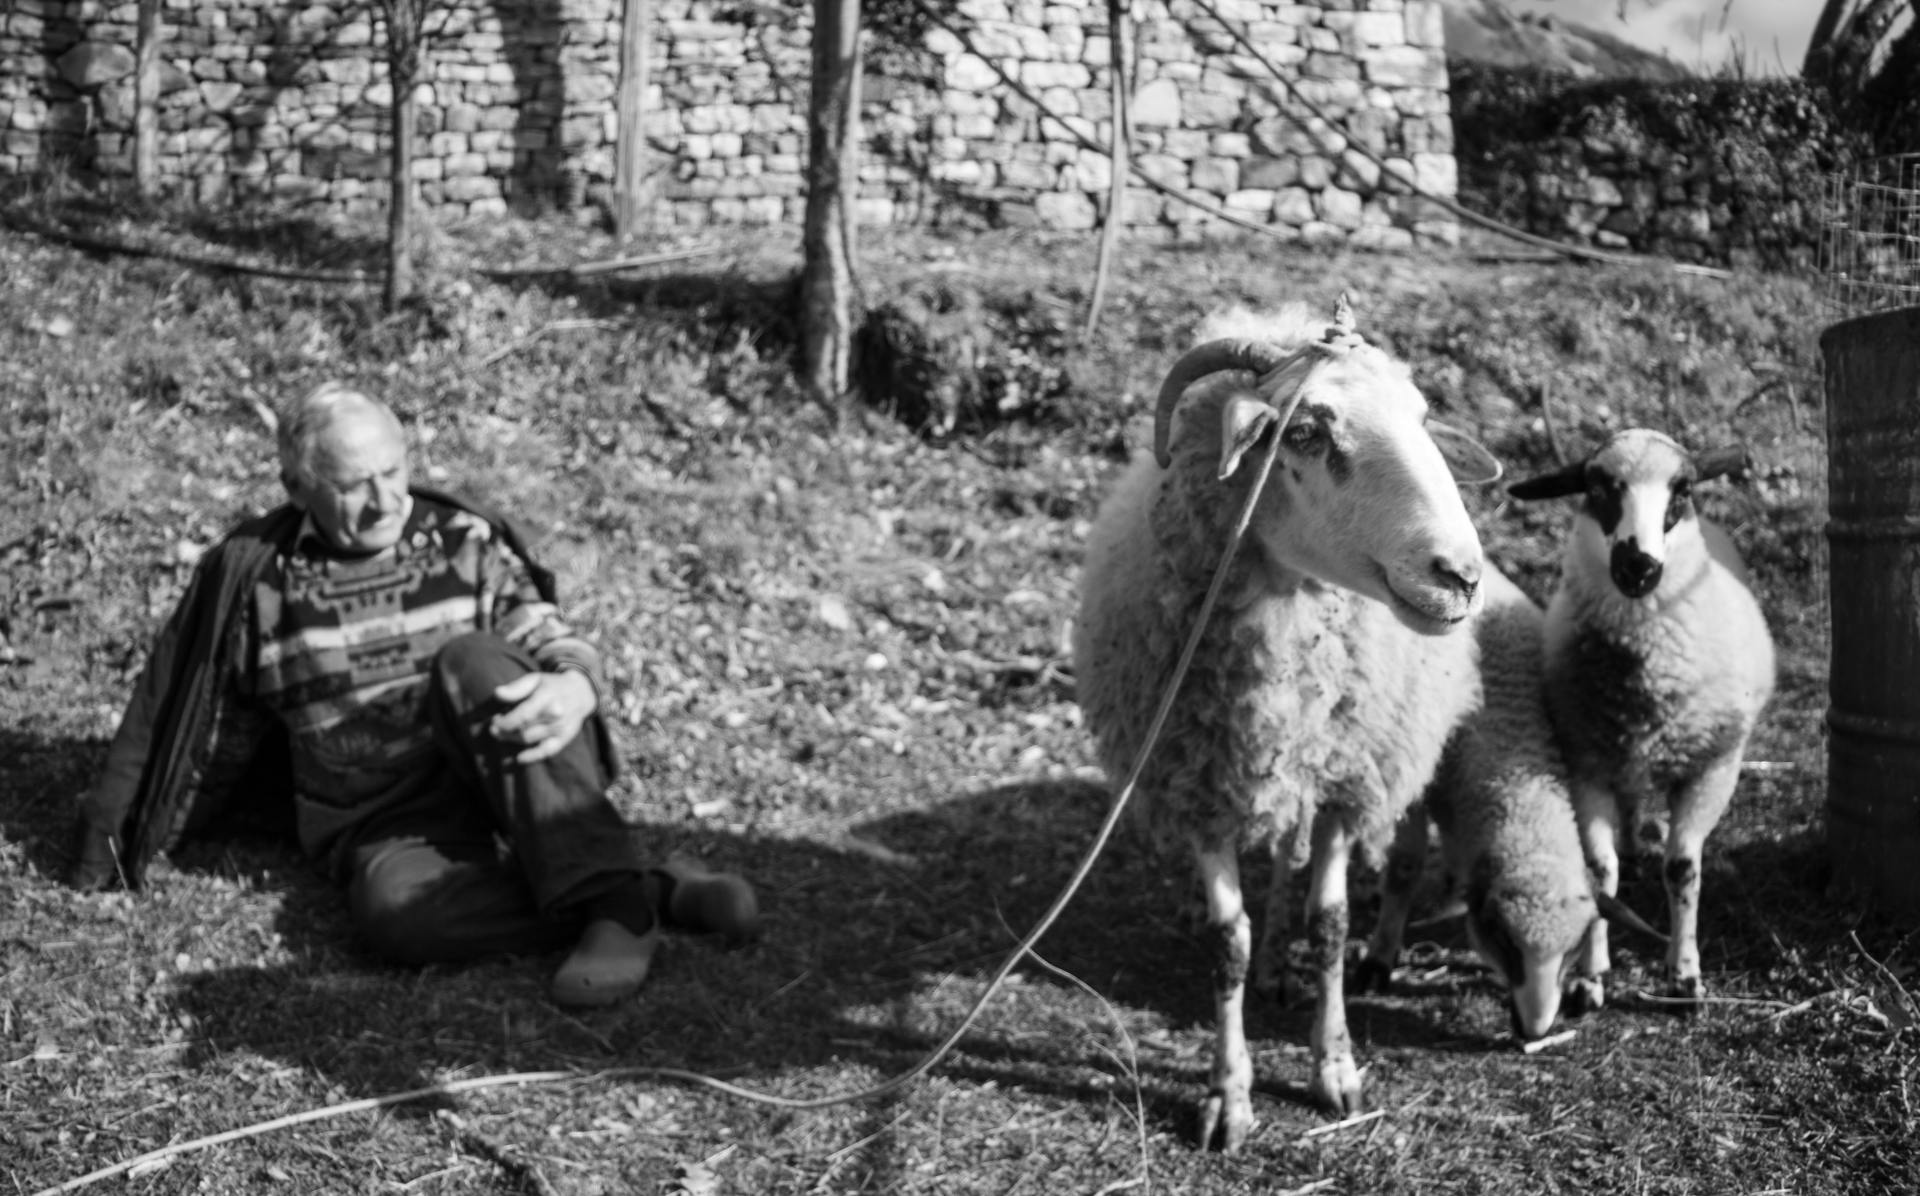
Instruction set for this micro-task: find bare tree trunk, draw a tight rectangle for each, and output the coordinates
[386,72,417,311]
[1084,0,1130,339]
[134,0,161,196]
[800,0,862,412]
[614,0,653,243]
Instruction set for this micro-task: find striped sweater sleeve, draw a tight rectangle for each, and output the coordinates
[482,531,605,696]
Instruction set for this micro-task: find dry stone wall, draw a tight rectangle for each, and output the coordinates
[1,0,1459,245]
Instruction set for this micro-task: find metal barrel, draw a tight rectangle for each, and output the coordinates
[1822,304,1920,917]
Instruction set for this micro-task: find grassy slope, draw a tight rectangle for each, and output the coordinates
[1,200,1913,1194]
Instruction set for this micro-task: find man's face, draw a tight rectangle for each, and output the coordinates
[293,409,412,554]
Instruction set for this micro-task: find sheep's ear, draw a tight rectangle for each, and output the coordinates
[1219,396,1279,480]
[1427,420,1504,486]
[1596,892,1669,944]
[1694,444,1751,482]
[1506,460,1588,502]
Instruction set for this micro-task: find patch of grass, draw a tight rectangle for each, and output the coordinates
[1,191,1913,1194]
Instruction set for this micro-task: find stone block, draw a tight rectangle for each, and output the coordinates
[949,54,1000,92]
[1132,77,1180,127]
[1242,155,1297,189]
[201,81,243,112]
[1351,12,1404,46]
[1319,185,1362,228]
[1412,151,1454,196]
[1024,61,1090,90]
[1274,185,1315,225]
[1364,46,1443,88]
[56,40,134,88]
[1037,190,1097,229]
[1404,0,1445,47]
[1190,156,1237,194]
[1337,148,1379,190]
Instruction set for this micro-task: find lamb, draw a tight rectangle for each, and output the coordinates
[1357,566,1612,1042]
[1073,298,1499,1151]
[1507,428,1775,1010]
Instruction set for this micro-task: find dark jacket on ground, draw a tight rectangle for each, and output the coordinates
[69,487,616,891]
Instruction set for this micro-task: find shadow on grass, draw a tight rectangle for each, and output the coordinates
[0,727,106,882]
[140,777,1491,1141]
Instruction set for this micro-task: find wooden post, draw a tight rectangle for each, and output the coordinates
[386,70,418,311]
[134,0,161,195]
[614,0,653,242]
[800,0,862,411]
[1084,0,1130,339]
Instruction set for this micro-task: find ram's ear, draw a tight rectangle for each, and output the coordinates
[1219,396,1279,480]
[1694,444,1751,482]
[1427,420,1503,486]
[1507,460,1588,502]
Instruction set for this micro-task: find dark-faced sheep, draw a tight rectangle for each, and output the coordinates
[1508,428,1775,1009]
[1073,299,1497,1151]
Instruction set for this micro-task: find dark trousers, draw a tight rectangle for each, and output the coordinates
[343,632,647,965]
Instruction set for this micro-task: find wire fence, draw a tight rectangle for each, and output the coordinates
[1823,153,1920,318]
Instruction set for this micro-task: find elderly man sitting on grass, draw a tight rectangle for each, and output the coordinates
[69,380,759,1008]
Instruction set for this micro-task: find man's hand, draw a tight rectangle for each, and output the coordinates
[489,669,597,764]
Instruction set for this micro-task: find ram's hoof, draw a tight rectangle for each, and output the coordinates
[1564,975,1606,1018]
[1667,974,1705,1014]
[1308,1056,1365,1116]
[1197,1087,1254,1153]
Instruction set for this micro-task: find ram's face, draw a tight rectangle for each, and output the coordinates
[1570,431,1702,600]
[1250,348,1487,635]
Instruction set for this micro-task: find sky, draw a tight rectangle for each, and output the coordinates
[1505,0,1828,76]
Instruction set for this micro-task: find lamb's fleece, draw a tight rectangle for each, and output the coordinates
[1425,566,1595,1038]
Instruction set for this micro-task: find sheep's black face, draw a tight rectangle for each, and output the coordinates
[1663,476,1695,531]
[1583,470,1626,535]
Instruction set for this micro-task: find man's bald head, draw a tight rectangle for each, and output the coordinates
[279,381,413,554]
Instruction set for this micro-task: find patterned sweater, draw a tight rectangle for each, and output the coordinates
[236,496,603,863]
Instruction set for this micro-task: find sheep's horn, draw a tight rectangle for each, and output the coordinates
[1152,339,1293,468]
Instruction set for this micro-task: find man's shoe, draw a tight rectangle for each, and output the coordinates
[551,919,661,1008]
[657,855,761,943]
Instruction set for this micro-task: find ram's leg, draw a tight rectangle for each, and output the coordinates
[1664,755,1740,1006]
[1304,812,1363,1114]
[1355,805,1428,994]
[1193,838,1256,1152]
[1253,838,1297,1003]
[1568,779,1621,1016]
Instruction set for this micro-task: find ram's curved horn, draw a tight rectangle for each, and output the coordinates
[1152,339,1293,468]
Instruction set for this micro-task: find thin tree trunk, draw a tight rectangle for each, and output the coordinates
[800,0,862,411]
[614,0,653,243]
[386,71,417,311]
[134,0,161,196]
[1084,0,1130,339]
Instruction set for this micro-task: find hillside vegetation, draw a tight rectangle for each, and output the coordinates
[1,193,1913,1194]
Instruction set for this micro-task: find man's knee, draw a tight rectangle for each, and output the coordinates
[432,633,534,707]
